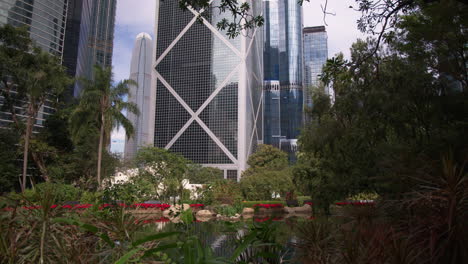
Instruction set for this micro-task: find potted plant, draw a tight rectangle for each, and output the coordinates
[285,191,298,207]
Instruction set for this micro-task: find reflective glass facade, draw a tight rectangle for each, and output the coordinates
[154,0,263,180]
[263,0,303,157]
[0,0,68,130]
[77,0,115,94]
[0,0,68,59]
[62,0,93,99]
[303,26,328,106]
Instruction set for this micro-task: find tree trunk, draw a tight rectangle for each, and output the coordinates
[97,114,105,188]
[31,151,49,182]
[21,114,33,192]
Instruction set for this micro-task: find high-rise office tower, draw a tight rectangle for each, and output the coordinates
[153,0,263,180]
[76,0,116,96]
[303,26,328,106]
[263,0,303,156]
[0,0,68,60]
[62,0,93,99]
[0,0,68,129]
[124,33,153,160]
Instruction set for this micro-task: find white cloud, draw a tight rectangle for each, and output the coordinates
[115,0,156,28]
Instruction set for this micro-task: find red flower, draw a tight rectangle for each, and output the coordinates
[254,216,271,222]
[253,203,283,209]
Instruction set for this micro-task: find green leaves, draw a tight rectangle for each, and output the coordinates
[132,232,180,247]
[53,218,114,248]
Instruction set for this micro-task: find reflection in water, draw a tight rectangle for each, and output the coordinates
[141,216,314,262]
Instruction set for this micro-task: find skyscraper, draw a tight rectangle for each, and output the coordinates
[0,0,68,129]
[263,0,303,156]
[62,0,93,99]
[153,0,263,180]
[0,0,68,60]
[124,33,153,160]
[303,26,328,106]
[76,0,116,96]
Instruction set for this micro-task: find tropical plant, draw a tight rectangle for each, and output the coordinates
[70,66,139,187]
[0,24,71,191]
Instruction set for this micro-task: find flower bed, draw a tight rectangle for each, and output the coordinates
[3,203,171,211]
[189,204,204,208]
[252,203,284,209]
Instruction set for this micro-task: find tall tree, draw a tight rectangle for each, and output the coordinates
[70,66,139,187]
[134,147,189,202]
[0,25,71,191]
[298,0,467,208]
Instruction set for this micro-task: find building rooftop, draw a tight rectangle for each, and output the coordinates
[136,32,152,40]
[303,26,326,33]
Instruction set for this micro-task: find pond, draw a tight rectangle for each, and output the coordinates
[136,215,315,263]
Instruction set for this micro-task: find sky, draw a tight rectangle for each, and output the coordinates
[110,0,366,153]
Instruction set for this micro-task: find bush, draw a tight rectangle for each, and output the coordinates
[347,192,379,201]
[240,169,293,200]
[214,205,239,217]
[186,165,223,184]
[9,183,81,204]
[242,201,285,208]
[80,191,103,204]
[197,180,242,205]
[103,181,144,203]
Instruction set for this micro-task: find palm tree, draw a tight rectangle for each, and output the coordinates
[70,66,139,187]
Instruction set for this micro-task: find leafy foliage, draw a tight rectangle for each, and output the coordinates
[134,147,190,203]
[178,0,264,39]
[0,24,71,189]
[247,144,288,170]
[0,128,20,193]
[240,145,292,200]
[70,66,138,186]
[186,164,223,184]
[298,0,467,212]
[240,170,293,201]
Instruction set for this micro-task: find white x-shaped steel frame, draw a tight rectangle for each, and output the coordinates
[153,1,263,165]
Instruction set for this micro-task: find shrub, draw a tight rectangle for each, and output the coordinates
[214,205,239,217]
[80,191,103,204]
[186,164,223,184]
[198,180,242,205]
[8,183,81,204]
[240,169,293,200]
[242,201,285,208]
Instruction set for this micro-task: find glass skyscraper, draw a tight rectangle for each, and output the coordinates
[125,33,153,160]
[0,0,68,59]
[75,0,116,96]
[0,0,68,129]
[62,0,93,99]
[153,0,263,180]
[263,0,303,156]
[303,26,328,106]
